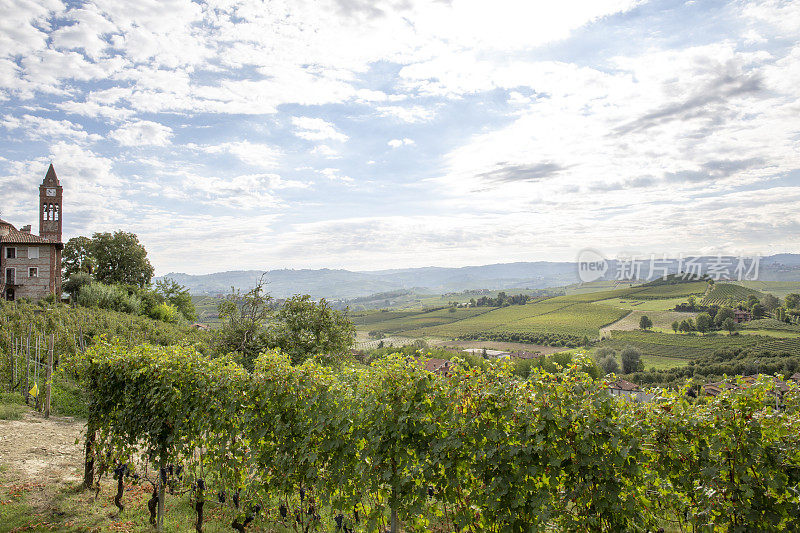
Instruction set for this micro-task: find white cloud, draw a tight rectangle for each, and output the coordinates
[320,168,354,184]
[377,105,435,123]
[111,119,173,146]
[292,117,348,142]
[388,138,414,148]
[1,114,102,143]
[197,141,282,169]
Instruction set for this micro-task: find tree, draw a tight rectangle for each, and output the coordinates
[785,293,800,309]
[671,321,680,333]
[639,315,653,330]
[762,294,780,312]
[620,346,643,374]
[751,303,765,319]
[63,272,93,301]
[695,313,713,334]
[687,295,696,309]
[155,278,197,321]
[271,294,356,366]
[715,307,734,327]
[216,275,274,369]
[63,236,96,277]
[722,317,736,335]
[90,231,155,287]
[599,355,620,375]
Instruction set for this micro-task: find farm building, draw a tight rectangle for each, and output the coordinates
[417,357,451,375]
[607,379,652,402]
[0,165,64,302]
[462,348,510,358]
[702,374,797,398]
[733,309,752,323]
[510,350,541,360]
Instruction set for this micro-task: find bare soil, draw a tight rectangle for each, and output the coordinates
[0,410,85,516]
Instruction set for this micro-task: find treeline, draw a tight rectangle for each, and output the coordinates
[459,331,588,348]
[623,346,800,387]
[61,231,197,325]
[470,291,532,307]
[75,341,800,532]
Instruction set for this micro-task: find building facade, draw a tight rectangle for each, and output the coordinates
[0,165,64,301]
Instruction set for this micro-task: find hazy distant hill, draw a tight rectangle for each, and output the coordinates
[158,254,800,300]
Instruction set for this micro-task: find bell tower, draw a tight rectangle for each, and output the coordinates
[39,164,63,242]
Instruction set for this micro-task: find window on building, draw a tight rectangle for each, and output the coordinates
[5,268,15,285]
[54,205,59,221]
[28,267,38,278]
[5,247,15,259]
[28,247,39,259]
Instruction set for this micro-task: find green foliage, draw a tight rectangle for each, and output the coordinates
[148,302,181,324]
[639,314,653,330]
[703,283,765,307]
[73,340,800,531]
[271,294,355,365]
[62,236,96,277]
[87,231,155,287]
[154,278,197,321]
[77,282,142,314]
[786,293,800,310]
[62,272,93,301]
[695,312,713,334]
[620,345,643,373]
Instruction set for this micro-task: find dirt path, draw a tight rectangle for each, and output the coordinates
[0,410,85,517]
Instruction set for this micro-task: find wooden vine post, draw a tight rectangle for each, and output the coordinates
[44,333,54,418]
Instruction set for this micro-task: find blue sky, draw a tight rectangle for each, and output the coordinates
[1,0,798,274]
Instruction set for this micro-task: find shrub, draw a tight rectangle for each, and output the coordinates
[148,302,181,324]
[77,282,142,314]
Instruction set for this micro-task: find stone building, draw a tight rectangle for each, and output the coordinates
[0,164,64,301]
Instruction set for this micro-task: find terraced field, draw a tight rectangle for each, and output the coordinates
[630,281,709,300]
[601,330,800,359]
[701,283,764,306]
[353,307,495,334]
[740,318,800,333]
[735,281,800,299]
[597,297,688,312]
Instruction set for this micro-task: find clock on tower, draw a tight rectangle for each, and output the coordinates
[39,164,63,243]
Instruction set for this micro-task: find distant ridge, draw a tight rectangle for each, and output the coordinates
[158,254,800,299]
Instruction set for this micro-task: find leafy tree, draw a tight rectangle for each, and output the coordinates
[695,313,713,334]
[761,294,780,312]
[598,354,620,375]
[63,236,96,277]
[90,231,155,287]
[751,303,765,319]
[715,307,735,327]
[639,315,653,330]
[63,272,93,301]
[271,294,355,365]
[785,293,800,309]
[722,317,736,335]
[216,275,274,369]
[620,345,643,373]
[155,278,197,321]
[747,295,760,308]
[671,321,680,333]
[687,295,696,309]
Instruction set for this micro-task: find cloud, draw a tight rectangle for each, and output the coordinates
[111,120,173,146]
[199,141,282,169]
[292,117,348,142]
[320,168,354,184]
[1,114,102,143]
[388,138,414,148]
[377,105,435,123]
[477,163,565,184]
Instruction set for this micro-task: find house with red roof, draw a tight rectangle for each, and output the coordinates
[1,165,64,302]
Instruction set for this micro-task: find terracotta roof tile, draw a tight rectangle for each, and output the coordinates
[609,379,640,391]
[0,227,56,245]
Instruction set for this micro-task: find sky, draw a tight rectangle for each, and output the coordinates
[1,0,799,275]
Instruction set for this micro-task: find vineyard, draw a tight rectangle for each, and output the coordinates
[69,340,800,532]
[602,331,769,359]
[354,307,494,335]
[702,282,765,306]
